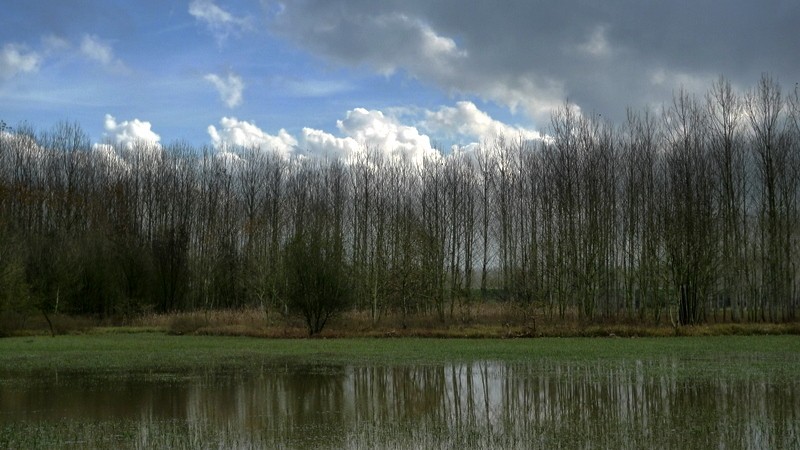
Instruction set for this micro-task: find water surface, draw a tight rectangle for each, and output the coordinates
[1,357,798,449]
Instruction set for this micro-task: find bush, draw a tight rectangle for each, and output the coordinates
[283,234,351,336]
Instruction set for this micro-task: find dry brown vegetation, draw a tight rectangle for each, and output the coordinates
[8,304,800,339]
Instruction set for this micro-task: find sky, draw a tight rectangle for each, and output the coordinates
[1,0,798,160]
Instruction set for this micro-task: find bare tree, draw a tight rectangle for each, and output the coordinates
[662,89,717,325]
[707,76,750,321]
[745,74,792,320]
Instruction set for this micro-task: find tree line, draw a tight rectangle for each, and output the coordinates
[1,75,798,333]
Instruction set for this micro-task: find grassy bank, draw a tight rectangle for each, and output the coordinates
[1,332,799,377]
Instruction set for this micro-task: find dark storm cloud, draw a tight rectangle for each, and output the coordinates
[266,0,800,125]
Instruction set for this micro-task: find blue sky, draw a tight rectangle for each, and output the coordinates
[1,0,798,158]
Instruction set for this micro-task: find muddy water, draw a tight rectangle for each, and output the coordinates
[1,359,798,449]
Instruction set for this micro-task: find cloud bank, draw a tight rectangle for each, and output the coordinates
[266,0,800,125]
[207,101,538,164]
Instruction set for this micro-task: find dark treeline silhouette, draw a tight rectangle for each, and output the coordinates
[1,75,798,333]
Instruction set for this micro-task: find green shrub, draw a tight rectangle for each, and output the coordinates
[283,234,352,336]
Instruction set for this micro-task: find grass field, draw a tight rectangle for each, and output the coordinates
[1,332,799,379]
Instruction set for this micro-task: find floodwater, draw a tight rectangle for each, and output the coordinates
[1,359,798,449]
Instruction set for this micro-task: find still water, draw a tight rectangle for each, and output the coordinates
[1,359,798,449]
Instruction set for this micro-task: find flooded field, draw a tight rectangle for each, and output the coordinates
[2,355,798,449]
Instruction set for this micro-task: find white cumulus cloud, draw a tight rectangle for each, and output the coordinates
[205,72,244,108]
[0,44,41,80]
[206,102,543,164]
[300,127,360,160]
[103,114,161,150]
[205,109,437,164]
[336,108,437,164]
[422,101,543,142]
[208,117,297,156]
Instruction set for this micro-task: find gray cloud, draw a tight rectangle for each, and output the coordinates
[266,0,800,126]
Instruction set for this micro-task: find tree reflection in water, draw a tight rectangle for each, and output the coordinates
[1,359,798,448]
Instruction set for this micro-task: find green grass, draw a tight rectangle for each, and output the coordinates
[1,332,799,378]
